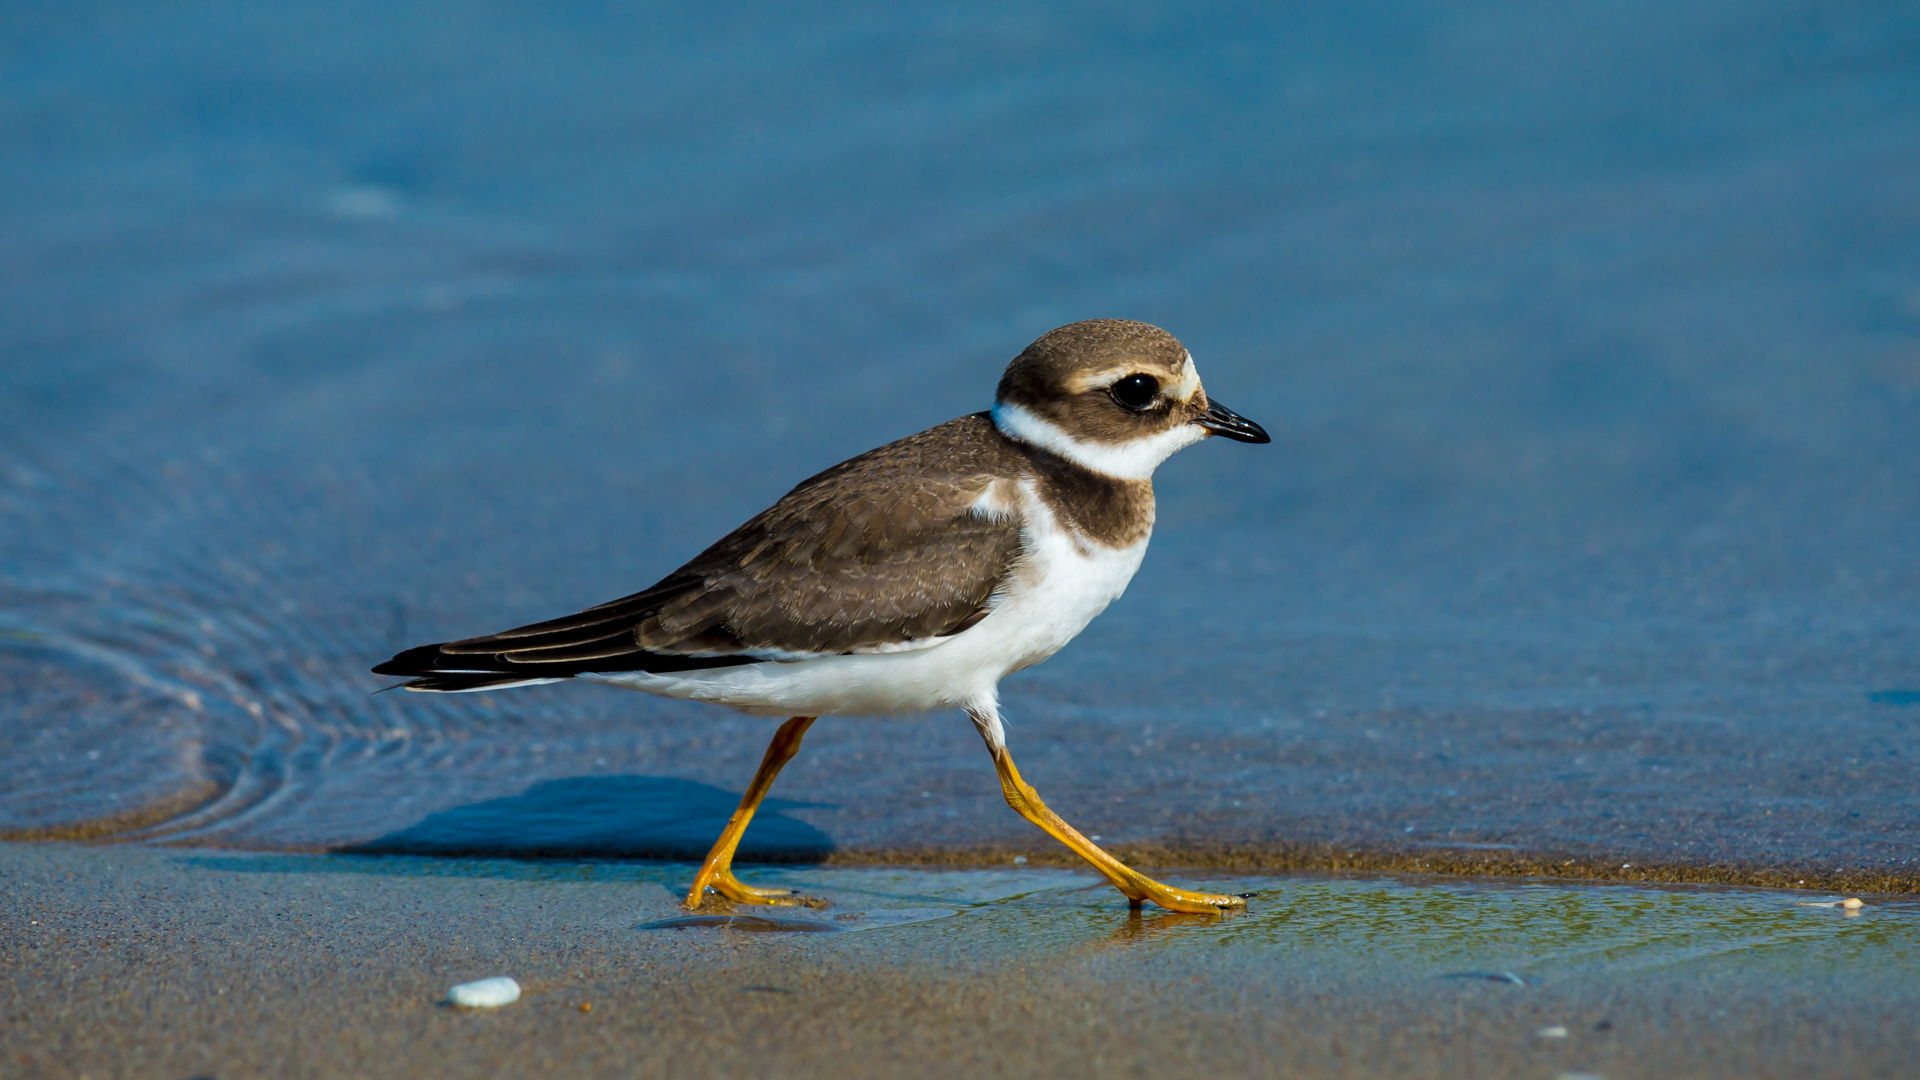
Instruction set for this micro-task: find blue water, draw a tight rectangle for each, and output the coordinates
[3,2,1917,872]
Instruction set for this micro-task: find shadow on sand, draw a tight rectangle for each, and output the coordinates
[340,774,835,862]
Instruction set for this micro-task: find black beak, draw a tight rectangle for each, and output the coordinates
[1194,398,1271,443]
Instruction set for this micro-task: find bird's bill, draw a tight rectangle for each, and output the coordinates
[1194,399,1271,443]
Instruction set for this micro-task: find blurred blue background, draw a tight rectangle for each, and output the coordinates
[2,2,1916,872]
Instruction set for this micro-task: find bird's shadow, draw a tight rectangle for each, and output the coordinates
[341,774,835,862]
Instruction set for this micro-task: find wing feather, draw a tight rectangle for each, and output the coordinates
[372,414,1026,688]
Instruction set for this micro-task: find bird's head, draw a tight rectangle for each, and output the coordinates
[991,319,1269,480]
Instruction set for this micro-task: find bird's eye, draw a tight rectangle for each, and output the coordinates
[1110,374,1159,411]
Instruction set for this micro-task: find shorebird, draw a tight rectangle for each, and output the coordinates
[374,319,1269,912]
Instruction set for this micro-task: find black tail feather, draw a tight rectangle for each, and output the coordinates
[394,673,561,693]
[371,639,755,694]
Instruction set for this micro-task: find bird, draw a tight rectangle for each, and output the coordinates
[374,319,1270,913]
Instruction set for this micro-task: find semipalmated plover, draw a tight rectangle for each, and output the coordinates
[375,319,1269,912]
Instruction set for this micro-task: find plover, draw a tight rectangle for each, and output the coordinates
[374,319,1269,912]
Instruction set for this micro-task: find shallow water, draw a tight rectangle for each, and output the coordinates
[3,2,1918,873]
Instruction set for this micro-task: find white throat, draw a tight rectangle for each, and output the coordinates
[991,401,1207,480]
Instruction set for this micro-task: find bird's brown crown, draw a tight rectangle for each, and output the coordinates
[995,319,1207,447]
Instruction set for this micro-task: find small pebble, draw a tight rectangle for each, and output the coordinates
[1841,897,1864,910]
[448,977,521,1008]
[578,1002,593,1013]
[1537,1025,1569,1038]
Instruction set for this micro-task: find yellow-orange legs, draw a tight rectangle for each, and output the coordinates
[973,711,1246,914]
[684,715,820,909]
[688,709,1242,914]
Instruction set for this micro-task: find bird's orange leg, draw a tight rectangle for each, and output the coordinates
[684,716,820,909]
[983,740,1246,915]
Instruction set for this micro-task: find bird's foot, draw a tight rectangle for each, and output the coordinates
[688,869,827,910]
[1124,878,1247,915]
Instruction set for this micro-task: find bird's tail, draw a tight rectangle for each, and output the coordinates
[371,644,568,694]
[371,638,753,693]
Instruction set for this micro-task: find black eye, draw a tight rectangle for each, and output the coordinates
[1110,374,1159,411]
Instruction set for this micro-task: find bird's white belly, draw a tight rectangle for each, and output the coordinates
[582,511,1149,718]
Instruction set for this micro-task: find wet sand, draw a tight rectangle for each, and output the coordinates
[5,842,1916,1079]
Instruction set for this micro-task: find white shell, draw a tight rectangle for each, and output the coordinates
[448,976,521,1008]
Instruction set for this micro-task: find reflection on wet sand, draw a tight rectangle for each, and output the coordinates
[1106,909,1229,946]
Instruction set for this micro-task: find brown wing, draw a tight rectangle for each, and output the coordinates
[376,415,1026,683]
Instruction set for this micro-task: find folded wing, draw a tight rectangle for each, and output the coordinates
[373,416,1025,692]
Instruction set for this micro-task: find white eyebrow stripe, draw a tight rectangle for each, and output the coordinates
[1065,352,1203,405]
[990,401,1207,480]
[1171,351,1201,402]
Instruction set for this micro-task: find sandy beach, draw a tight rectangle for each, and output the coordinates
[5,842,1916,1079]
